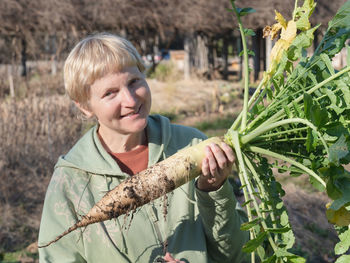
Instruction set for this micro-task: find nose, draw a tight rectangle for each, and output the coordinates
[120,87,137,107]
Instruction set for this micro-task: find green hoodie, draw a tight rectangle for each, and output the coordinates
[38,114,248,263]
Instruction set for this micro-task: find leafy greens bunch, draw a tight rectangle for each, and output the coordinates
[226,0,350,262]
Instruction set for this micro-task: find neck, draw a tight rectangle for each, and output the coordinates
[98,127,146,153]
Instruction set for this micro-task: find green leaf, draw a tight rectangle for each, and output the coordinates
[266,87,273,100]
[330,180,350,211]
[236,7,256,16]
[241,199,253,207]
[265,226,291,233]
[310,104,328,128]
[256,245,265,261]
[335,255,350,263]
[327,181,342,201]
[280,211,295,249]
[309,172,327,191]
[275,249,306,262]
[295,0,315,31]
[305,128,318,152]
[251,103,265,116]
[247,50,255,56]
[315,1,350,58]
[307,72,318,85]
[240,217,262,231]
[283,105,292,118]
[263,254,276,263]
[274,53,290,78]
[304,93,313,119]
[329,134,349,165]
[294,0,316,20]
[289,256,307,263]
[339,81,350,106]
[227,0,350,260]
[239,49,255,56]
[319,165,344,199]
[243,28,256,36]
[288,26,319,61]
[242,231,267,253]
[324,88,337,105]
[328,1,350,29]
[329,104,345,115]
[320,53,336,75]
[334,227,350,255]
[325,122,348,137]
[296,11,311,31]
[293,101,304,118]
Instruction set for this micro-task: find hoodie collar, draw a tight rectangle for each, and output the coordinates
[55,114,171,177]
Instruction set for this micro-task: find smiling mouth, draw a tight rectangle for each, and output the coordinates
[121,106,141,118]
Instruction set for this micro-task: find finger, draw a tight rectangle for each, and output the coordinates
[201,157,210,177]
[205,145,219,176]
[221,142,235,163]
[163,252,175,261]
[208,143,227,170]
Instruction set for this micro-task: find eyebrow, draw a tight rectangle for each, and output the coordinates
[99,73,142,94]
[127,71,143,79]
[127,75,140,81]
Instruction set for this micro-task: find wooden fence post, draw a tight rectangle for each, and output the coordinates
[7,65,14,98]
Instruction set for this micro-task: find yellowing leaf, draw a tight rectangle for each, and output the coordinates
[263,23,282,40]
[326,202,350,227]
[281,20,297,43]
[263,26,272,38]
[275,10,287,28]
[270,39,290,63]
[271,23,283,39]
[263,10,293,41]
[263,10,298,79]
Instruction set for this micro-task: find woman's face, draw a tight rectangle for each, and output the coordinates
[83,66,152,137]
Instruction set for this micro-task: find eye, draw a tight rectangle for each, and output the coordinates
[129,78,140,86]
[103,90,117,98]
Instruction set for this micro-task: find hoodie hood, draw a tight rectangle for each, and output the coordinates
[55,114,172,177]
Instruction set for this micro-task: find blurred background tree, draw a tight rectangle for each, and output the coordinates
[0,0,346,82]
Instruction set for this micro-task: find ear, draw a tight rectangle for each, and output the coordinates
[74,101,94,118]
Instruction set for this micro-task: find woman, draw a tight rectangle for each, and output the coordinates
[38,32,248,263]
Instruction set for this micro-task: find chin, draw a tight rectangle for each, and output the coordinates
[127,118,148,133]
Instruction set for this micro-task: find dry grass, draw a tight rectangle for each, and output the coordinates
[149,78,242,120]
[0,94,87,252]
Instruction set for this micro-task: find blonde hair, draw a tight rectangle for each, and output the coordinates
[64,32,145,105]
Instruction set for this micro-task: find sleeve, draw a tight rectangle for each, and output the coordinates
[195,179,249,263]
[38,168,87,263]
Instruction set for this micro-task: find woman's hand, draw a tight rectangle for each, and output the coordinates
[197,142,235,192]
[161,252,186,263]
